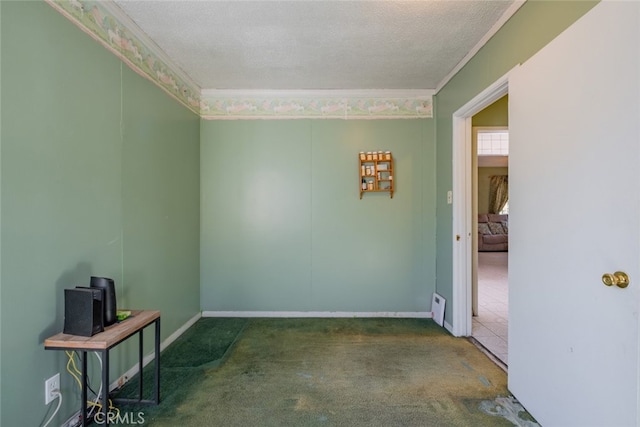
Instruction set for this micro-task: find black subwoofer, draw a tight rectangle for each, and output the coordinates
[63,288,104,337]
[90,276,117,326]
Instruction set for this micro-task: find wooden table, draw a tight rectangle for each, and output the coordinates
[45,310,160,426]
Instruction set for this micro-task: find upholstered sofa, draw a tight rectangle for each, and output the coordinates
[478,213,508,251]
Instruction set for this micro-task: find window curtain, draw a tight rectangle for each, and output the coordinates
[489,175,508,214]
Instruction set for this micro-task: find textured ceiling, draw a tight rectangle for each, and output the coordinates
[113,0,517,91]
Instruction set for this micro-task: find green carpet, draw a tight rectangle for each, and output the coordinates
[111,318,246,416]
[112,318,538,426]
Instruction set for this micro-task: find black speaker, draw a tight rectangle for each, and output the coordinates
[90,276,117,326]
[63,288,104,337]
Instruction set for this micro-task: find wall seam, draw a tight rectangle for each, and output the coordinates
[421,120,425,309]
[0,1,3,420]
[119,61,125,298]
[309,121,314,308]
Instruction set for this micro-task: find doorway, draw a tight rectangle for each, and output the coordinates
[450,70,514,340]
[472,125,509,365]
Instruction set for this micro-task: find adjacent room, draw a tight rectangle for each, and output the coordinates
[471,99,509,366]
[2,1,639,426]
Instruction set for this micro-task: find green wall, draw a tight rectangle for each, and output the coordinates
[0,0,602,423]
[201,119,436,312]
[0,2,200,426]
[434,0,597,323]
[472,95,508,127]
[122,69,200,339]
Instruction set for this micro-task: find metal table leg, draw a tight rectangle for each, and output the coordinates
[154,319,161,404]
[138,328,144,400]
[103,349,109,425]
[81,351,88,427]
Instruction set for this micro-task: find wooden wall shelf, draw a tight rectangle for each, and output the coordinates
[359,151,394,199]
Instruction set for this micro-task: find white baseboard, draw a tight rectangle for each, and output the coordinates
[61,410,83,427]
[444,320,454,334]
[202,311,433,318]
[159,312,202,352]
[109,312,202,391]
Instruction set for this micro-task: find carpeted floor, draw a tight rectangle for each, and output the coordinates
[113,317,538,426]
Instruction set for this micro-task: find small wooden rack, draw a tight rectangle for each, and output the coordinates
[359,151,394,199]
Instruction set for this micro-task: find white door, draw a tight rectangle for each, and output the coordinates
[508,2,640,426]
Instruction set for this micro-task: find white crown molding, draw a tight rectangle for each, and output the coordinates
[46,0,433,120]
[202,89,435,98]
[45,0,201,114]
[98,1,200,92]
[435,0,526,94]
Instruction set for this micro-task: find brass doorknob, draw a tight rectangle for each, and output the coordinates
[602,271,630,288]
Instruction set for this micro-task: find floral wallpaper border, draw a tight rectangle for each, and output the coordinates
[46,0,202,115]
[199,92,433,120]
[46,0,434,120]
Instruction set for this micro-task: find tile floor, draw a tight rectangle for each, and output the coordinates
[473,251,508,365]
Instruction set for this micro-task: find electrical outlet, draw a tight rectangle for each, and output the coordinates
[45,373,60,404]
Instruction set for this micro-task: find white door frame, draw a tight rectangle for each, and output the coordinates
[450,68,516,337]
